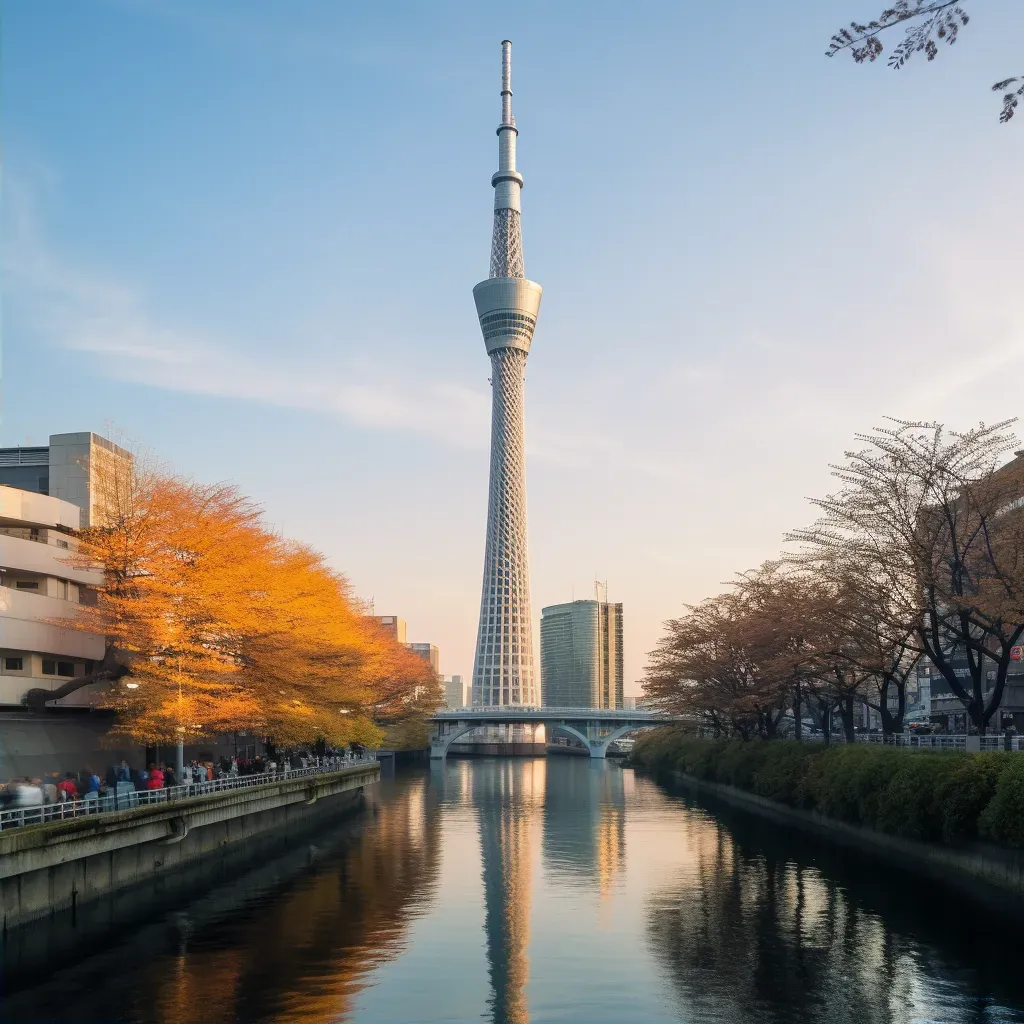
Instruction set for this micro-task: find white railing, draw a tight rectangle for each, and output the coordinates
[435,706,666,720]
[851,733,1024,751]
[0,753,377,832]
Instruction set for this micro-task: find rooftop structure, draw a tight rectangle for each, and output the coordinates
[408,642,440,677]
[0,432,132,529]
[373,615,408,645]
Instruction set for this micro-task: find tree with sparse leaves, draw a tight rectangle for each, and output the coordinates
[828,1,1023,122]
[644,563,819,739]
[787,543,922,739]
[799,419,1024,734]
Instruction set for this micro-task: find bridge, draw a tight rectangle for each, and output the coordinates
[429,706,679,760]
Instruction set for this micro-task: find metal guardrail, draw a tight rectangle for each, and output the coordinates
[0,754,377,832]
[433,706,667,720]
[852,733,1024,751]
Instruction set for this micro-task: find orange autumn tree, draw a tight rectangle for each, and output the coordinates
[70,460,436,746]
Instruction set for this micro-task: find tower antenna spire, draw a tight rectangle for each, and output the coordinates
[501,39,513,127]
[470,41,544,709]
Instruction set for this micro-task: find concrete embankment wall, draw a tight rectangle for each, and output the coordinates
[661,770,1024,910]
[0,763,379,932]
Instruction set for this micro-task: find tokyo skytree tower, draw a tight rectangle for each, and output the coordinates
[471,40,543,708]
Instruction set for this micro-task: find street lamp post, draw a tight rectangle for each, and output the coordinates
[176,656,185,777]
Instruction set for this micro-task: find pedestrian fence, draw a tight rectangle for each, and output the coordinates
[850,733,1024,751]
[0,753,377,832]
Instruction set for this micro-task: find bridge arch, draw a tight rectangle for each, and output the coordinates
[549,721,654,759]
[588,722,652,758]
[429,721,482,760]
[548,722,591,750]
[428,710,674,760]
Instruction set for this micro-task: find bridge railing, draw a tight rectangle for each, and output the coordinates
[433,706,664,718]
[0,753,377,832]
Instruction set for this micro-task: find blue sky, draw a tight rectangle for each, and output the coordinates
[4,0,1024,692]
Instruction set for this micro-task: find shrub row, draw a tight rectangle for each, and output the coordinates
[630,727,1024,848]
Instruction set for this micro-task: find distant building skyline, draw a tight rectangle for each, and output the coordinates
[540,599,624,710]
[373,615,407,646]
[444,674,468,708]
[409,642,440,677]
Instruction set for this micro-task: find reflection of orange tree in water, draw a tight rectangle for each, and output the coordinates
[474,758,546,1024]
[129,775,441,1024]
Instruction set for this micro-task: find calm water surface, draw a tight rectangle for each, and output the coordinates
[4,756,1024,1023]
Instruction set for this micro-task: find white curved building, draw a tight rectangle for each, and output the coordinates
[0,487,104,706]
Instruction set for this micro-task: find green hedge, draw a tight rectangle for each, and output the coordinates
[631,728,1024,848]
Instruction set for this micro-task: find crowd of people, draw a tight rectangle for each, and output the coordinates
[0,745,368,821]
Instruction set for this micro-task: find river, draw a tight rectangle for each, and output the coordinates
[4,756,1024,1023]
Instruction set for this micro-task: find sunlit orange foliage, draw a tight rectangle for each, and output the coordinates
[72,460,437,745]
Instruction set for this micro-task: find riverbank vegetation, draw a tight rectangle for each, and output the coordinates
[632,729,1024,848]
[644,420,1024,740]
[50,456,438,747]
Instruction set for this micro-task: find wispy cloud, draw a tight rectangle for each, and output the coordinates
[5,180,667,475]
[5,181,492,450]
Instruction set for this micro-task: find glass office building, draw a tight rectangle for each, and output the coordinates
[540,600,624,709]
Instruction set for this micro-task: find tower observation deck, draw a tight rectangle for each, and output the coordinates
[471,41,542,707]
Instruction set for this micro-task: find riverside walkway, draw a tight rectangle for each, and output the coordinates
[0,754,377,832]
[0,757,379,931]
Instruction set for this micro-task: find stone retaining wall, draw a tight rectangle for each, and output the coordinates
[0,762,379,931]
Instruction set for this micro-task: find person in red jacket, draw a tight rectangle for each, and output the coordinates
[57,773,78,801]
[146,765,164,790]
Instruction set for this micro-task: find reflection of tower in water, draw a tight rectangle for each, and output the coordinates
[541,760,627,904]
[596,799,626,903]
[473,758,545,1024]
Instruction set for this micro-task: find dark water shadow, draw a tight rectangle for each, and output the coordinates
[0,773,441,1024]
[646,773,1024,1024]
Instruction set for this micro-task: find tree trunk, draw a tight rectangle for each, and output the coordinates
[878,675,907,738]
[794,681,802,742]
[809,694,832,747]
[839,695,856,744]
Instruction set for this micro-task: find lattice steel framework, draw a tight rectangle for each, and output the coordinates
[471,41,543,707]
[489,208,524,280]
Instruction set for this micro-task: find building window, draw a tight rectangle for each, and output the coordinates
[57,661,75,677]
[5,657,22,671]
[56,539,69,550]
[15,581,39,590]
[42,659,56,675]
